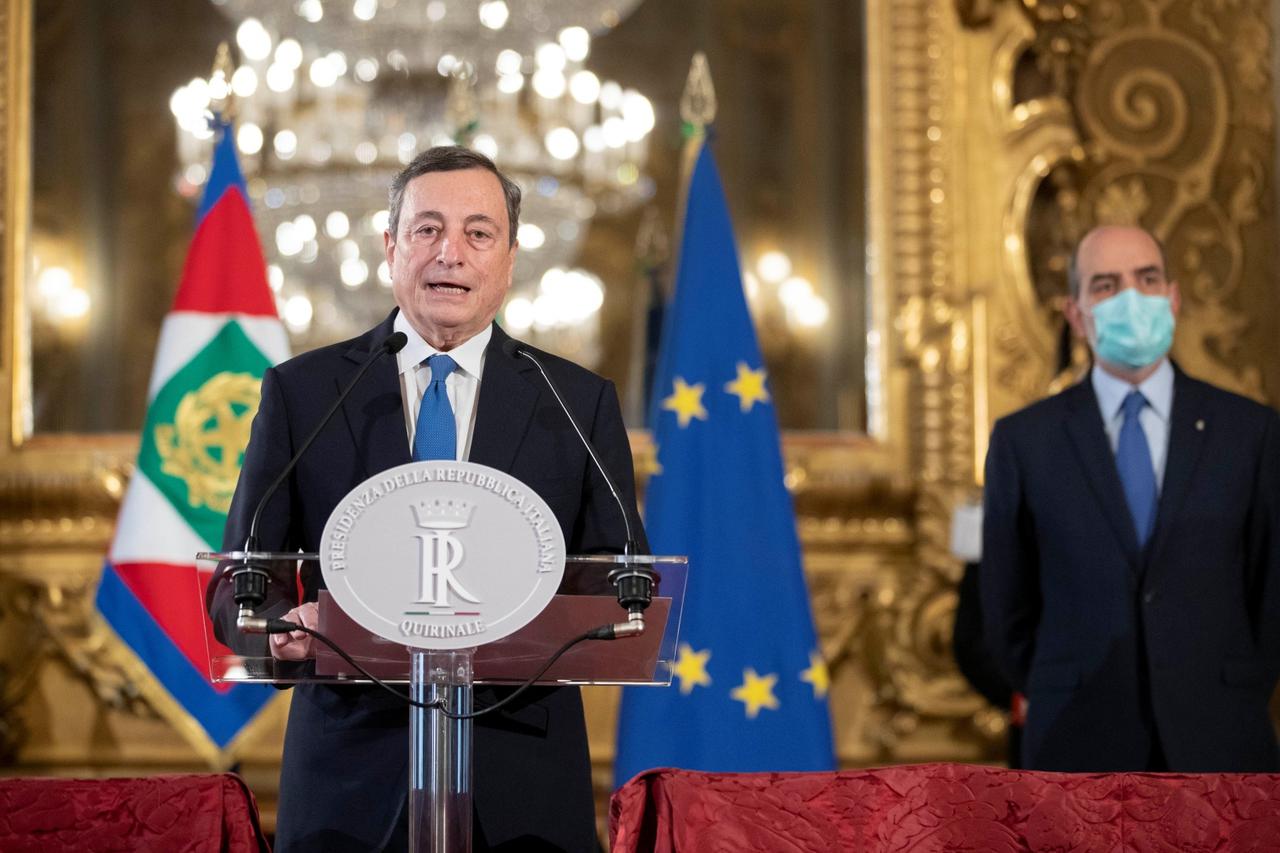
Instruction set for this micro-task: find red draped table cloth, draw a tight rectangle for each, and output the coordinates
[611,763,1280,852]
[0,773,267,852]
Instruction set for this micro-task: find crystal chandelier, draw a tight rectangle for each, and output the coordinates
[209,0,644,73]
[170,1,655,363]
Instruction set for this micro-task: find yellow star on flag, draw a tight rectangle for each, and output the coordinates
[662,377,709,428]
[730,668,780,719]
[800,651,830,699]
[669,643,712,695]
[724,362,770,412]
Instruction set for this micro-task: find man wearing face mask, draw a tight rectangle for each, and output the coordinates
[980,224,1280,772]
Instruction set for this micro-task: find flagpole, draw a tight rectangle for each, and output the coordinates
[625,208,669,424]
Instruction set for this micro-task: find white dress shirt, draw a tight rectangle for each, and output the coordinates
[1091,358,1174,492]
[393,312,490,462]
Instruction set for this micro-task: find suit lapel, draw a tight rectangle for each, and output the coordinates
[468,324,539,473]
[1062,377,1142,567]
[1144,369,1208,574]
[338,311,411,479]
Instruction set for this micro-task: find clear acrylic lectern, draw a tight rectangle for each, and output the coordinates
[198,552,687,853]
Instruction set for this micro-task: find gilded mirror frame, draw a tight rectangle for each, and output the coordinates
[1,1,146,561]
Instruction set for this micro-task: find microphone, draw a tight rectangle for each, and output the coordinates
[233,331,408,632]
[502,338,654,637]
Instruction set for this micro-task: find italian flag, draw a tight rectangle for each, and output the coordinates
[96,120,289,761]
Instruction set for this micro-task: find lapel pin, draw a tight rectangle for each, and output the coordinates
[1195,419,1205,432]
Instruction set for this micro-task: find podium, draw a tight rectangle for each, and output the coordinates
[199,552,687,852]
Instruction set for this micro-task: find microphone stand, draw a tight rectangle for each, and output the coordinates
[503,340,656,638]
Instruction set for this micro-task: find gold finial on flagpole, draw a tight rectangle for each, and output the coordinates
[210,41,237,123]
[677,52,717,183]
[679,52,717,140]
[671,53,717,273]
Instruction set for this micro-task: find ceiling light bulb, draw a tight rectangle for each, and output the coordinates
[545,127,580,160]
[235,19,272,62]
[478,0,509,30]
[558,27,590,62]
[757,251,793,284]
[495,49,523,77]
[535,43,566,73]
[237,123,264,155]
[325,211,350,239]
[569,70,600,104]
[231,66,258,98]
[275,39,303,69]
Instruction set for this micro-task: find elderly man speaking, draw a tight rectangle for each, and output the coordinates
[210,146,645,851]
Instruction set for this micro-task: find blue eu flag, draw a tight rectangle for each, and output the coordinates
[613,141,835,785]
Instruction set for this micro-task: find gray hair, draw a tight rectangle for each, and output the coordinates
[1067,226,1170,299]
[387,146,521,247]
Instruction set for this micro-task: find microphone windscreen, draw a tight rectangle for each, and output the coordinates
[384,331,409,354]
[501,338,524,358]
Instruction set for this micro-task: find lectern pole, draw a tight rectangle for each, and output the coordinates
[409,648,474,853]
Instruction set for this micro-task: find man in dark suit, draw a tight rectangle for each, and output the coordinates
[209,147,644,851]
[981,224,1280,772]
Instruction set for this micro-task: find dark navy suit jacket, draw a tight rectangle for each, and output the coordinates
[209,312,644,851]
[980,366,1280,772]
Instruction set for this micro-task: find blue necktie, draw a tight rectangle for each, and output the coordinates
[1117,390,1157,547]
[413,354,457,461]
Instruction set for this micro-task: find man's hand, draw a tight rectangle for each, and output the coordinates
[269,602,319,660]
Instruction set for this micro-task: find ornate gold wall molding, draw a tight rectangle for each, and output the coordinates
[847,0,1000,762]
[973,0,1277,415]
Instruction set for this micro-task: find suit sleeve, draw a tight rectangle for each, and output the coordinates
[953,561,1013,709]
[1246,407,1280,675]
[980,418,1040,691]
[206,366,303,651]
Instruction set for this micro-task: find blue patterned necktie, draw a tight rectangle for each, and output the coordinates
[1116,390,1157,547]
[413,354,457,461]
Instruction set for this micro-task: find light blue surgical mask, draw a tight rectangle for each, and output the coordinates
[1090,288,1175,369]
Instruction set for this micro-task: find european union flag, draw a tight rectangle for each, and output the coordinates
[614,141,835,784]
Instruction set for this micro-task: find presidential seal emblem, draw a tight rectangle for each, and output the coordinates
[319,461,567,650]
